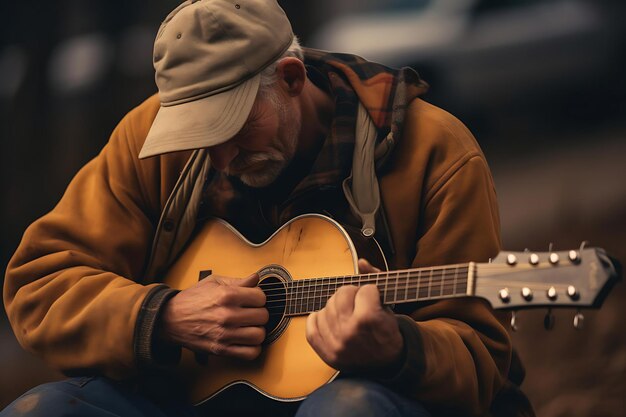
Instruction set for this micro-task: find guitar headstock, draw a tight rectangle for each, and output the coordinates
[474,247,620,311]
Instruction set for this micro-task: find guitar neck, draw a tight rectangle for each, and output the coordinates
[284,263,475,316]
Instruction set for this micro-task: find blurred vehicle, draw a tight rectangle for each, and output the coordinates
[310,0,626,123]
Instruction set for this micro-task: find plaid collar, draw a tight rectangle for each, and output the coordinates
[290,47,428,196]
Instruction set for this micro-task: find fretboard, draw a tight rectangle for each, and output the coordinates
[283,263,472,316]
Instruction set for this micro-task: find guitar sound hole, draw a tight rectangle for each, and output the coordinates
[259,275,287,344]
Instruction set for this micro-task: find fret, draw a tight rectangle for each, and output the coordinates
[310,280,317,312]
[300,280,306,313]
[316,279,324,311]
[296,280,303,313]
[288,280,294,315]
[383,269,390,304]
[315,279,321,311]
[292,280,299,315]
[403,270,409,301]
[328,276,335,306]
[297,279,302,314]
[449,266,458,297]
[310,279,315,313]
[298,279,304,314]
[286,281,292,315]
[317,279,324,311]
[329,276,335,306]
[415,271,428,301]
[393,271,400,303]
[299,279,306,314]
[431,268,442,297]
[407,269,419,301]
[388,272,393,303]
[306,279,314,313]
[313,279,320,312]
[440,268,445,296]
[322,277,329,309]
[430,268,434,298]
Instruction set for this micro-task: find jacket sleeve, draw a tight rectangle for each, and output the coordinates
[377,101,511,416]
[3,97,183,379]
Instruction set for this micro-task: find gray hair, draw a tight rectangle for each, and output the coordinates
[258,36,304,96]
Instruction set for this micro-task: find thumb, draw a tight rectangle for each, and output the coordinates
[223,272,260,288]
[358,258,381,274]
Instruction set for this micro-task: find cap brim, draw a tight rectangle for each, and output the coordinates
[139,75,260,159]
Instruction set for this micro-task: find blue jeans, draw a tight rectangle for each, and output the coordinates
[0,377,196,417]
[0,377,431,417]
[295,378,432,417]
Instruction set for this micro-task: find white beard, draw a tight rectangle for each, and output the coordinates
[229,91,300,188]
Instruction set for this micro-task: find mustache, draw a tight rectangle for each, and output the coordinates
[227,148,285,175]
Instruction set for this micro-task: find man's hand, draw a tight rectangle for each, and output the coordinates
[159,273,268,360]
[305,259,404,373]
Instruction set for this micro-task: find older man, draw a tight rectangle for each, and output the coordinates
[3,1,528,416]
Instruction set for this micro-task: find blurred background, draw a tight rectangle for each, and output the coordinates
[1,0,624,415]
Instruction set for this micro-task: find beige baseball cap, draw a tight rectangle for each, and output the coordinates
[139,0,294,159]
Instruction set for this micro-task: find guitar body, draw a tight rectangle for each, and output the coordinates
[161,213,620,407]
[164,214,382,405]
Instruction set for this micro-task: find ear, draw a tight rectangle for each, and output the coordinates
[276,57,306,97]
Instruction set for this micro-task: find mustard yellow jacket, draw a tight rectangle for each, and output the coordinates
[4,94,511,416]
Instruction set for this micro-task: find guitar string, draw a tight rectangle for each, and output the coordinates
[264,283,469,303]
[265,293,470,313]
[257,273,467,290]
[253,265,575,294]
[261,270,470,302]
[265,285,575,315]
[260,273,470,292]
[253,263,572,290]
[265,292,470,315]
[262,279,573,298]
[253,264,470,287]
[254,268,470,292]
[251,261,576,290]
[265,292,468,308]
[263,280,574,307]
[262,277,470,300]
[263,279,470,306]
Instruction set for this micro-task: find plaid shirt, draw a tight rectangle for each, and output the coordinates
[199,48,428,243]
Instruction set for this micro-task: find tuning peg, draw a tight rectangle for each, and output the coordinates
[510,311,519,332]
[568,241,589,264]
[544,309,555,330]
[573,310,584,330]
[548,242,554,252]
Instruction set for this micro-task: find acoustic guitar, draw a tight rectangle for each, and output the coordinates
[163,213,619,406]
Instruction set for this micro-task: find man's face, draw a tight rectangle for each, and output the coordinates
[208,87,300,187]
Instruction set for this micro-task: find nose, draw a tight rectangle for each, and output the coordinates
[208,140,239,172]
